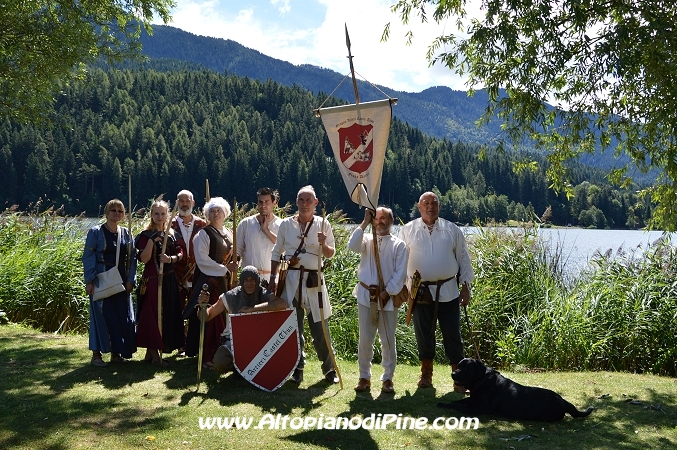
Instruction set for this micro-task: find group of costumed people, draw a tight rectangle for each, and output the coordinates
[82,186,474,394]
[82,187,285,371]
[83,192,230,368]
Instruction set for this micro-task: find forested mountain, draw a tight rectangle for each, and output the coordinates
[0,65,649,228]
[138,25,653,184]
[138,25,504,145]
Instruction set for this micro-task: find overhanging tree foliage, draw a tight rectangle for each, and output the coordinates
[0,0,174,123]
[384,0,677,230]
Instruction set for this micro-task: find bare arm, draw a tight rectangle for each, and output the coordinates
[268,259,280,293]
[317,231,335,258]
[197,291,226,321]
[260,214,278,244]
[238,294,287,313]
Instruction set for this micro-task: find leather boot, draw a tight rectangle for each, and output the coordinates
[418,359,433,388]
[290,368,303,383]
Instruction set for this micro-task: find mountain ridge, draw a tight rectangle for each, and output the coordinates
[138,25,653,184]
[139,25,502,144]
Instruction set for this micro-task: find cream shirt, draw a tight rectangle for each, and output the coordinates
[236,214,281,273]
[271,215,335,322]
[348,227,409,310]
[398,217,474,302]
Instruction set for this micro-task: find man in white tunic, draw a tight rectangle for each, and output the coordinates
[268,185,338,384]
[348,207,408,393]
[398,191,474,390]
[236,187,282,280]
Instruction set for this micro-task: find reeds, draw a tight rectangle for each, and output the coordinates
[2,208,676,375]
[0,208,90,333]
[467,227,677,375]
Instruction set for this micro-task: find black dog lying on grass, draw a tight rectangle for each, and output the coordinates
[438,358,594,422]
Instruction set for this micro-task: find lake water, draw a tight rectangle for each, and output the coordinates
[465,226,670,275]
[529,227,669,273]
[387,225,671,275]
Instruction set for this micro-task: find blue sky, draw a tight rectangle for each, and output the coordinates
[159,0,472,93]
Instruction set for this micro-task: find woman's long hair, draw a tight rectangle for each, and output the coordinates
[144,199,174,236]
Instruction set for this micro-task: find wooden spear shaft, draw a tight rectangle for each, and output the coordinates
[317,204,343,389]
[230,197,238,288]
[370,210,393,348]
[126,174,133,280]
[158,203,179,355]
[371,211,385,294]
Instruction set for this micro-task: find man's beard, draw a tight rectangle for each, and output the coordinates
[375,226,391,236]
[178,208,192,218]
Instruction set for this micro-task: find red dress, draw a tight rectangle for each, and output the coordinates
[135,231,185,352]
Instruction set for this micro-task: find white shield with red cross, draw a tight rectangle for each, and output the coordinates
[230,308,299,392]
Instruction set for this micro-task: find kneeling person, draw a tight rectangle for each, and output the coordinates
[197,266,286,373]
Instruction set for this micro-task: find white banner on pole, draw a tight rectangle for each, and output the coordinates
[319,99,392,210]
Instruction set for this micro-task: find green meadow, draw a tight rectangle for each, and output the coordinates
[1,210,677,448]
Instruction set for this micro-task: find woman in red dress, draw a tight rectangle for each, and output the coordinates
[135,200,184,366]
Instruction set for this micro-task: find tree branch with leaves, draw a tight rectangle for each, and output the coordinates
[0,0,174,124]
[384,0,677,229]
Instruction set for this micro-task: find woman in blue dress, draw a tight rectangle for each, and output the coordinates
[82,199,137,367]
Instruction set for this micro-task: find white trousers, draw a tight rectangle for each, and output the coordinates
[357,303,397,381]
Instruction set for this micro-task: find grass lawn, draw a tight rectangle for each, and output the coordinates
[1,323,676,450]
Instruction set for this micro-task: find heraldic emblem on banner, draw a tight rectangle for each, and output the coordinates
[230,308,300,392]
[339,122,373,173]
[319,99,392,210]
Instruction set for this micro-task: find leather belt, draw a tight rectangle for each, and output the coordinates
[359,281,379,302]
[288,266,318,273]
[423,276,454,333]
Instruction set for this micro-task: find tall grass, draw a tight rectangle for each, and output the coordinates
[575,238,677,375]
[2,208,676,375]
[467,227,677,376]
[0,209,90,333]
[466,226,566,367]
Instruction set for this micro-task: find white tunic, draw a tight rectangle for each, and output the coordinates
[348,228,409,311]
[398,218,474,302]
[236,214,281,273]
[271,215,335,322]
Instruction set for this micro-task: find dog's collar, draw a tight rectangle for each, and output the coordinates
[470,369,497,390]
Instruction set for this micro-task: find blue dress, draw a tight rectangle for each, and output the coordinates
[82,224,137,358]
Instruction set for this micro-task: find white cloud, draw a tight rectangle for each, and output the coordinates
[159,0,470,93]
[270,0,291,15]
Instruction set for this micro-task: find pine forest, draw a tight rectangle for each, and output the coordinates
[0,63,651,228]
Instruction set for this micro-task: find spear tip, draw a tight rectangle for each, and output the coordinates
[345,23,351,50]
